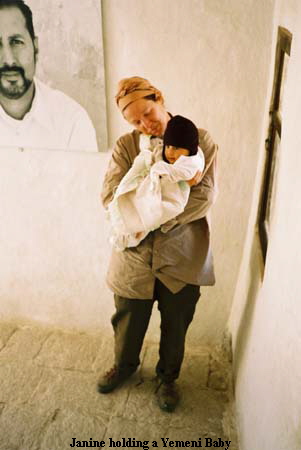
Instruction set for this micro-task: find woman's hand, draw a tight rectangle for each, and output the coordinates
[187,170,203,187]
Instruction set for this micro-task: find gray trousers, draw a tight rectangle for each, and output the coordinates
[111,278,200,383]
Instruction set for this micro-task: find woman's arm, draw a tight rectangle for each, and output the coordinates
[101,134,137,208]
[161,130,218,231]
[177,157,217,224]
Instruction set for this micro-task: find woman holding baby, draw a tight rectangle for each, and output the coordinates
[98,76,218,413]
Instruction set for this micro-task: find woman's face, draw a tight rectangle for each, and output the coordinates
[123,98,170,136]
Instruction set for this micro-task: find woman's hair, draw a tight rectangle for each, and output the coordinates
[115,76,164,111]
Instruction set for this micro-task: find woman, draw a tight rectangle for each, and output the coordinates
[99,76,218,413]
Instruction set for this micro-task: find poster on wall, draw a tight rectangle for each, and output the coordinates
[0,0,107,152]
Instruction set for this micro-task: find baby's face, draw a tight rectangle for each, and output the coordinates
[164,146,190,164]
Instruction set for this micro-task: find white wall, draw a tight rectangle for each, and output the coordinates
[229,1,301,448]
[0,147,114,332]
[102,0,275,346]
[1,1,284,354]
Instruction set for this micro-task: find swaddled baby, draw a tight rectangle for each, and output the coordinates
[107,115,205,250]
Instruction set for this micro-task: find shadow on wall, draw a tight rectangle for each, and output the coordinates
[232,234,263,381]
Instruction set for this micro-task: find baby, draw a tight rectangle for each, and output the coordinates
[107,115,205,250]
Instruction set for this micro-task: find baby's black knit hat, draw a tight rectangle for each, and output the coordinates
[163,115,199,156]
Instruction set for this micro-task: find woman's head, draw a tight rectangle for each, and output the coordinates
[115,76,170,136]
[163,115,199,164]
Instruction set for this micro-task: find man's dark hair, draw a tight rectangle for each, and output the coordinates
[0,0,35,41]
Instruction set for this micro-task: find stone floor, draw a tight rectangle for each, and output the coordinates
[0,321,238,450]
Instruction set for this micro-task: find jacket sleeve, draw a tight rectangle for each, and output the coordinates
[101,135,133,208]
[161,130,218,231]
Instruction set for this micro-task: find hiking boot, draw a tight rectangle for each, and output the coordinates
[97,366,135,394]
[156,380,180,412]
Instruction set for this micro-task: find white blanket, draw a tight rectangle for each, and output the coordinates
[107,135,205,250]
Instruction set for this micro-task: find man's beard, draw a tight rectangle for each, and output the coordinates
[0,65,33,99]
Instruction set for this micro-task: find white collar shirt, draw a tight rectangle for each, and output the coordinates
[0,78,98,152]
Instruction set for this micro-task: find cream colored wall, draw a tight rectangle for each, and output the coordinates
[229,1,301,449]
[0,1,111,329]
[0,148,114,332]
[102,0,275,345]
[1,1,280,352]
[26,0,107,151]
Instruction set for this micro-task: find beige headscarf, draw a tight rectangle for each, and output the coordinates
[115,76,164,112]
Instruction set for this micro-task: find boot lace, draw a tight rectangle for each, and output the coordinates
[104,366,118,380]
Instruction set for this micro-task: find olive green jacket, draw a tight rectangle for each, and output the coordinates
[101,128,218,299]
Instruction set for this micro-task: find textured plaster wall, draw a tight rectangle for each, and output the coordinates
[1,1,280,351]
[0,148,113,331]
[102,0,275,346]
[229,1,301,449]
[26,0,107,151]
